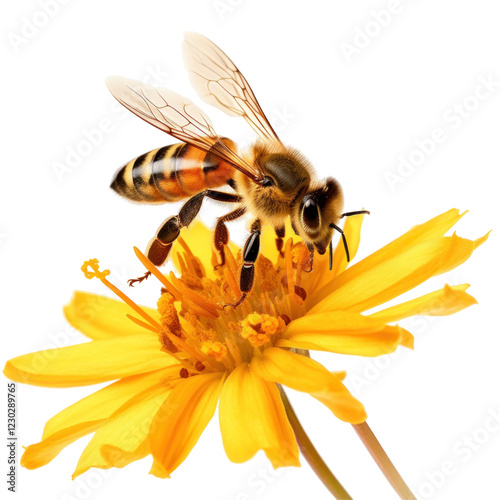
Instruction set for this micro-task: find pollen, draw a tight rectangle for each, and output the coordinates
[157,292,182,337]
[81,259,110,280]
[256,256,283,292]
[240,313,285,347]
[182,271,203,290]
[201,341,228,362]
[158,326,179,354]
[291,242,312,271]
[195,327,216,342]
[130,227,310,370]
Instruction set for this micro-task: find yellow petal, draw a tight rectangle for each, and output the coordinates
[172,221,213,278]
[332,370,347,381]
[309,231,488,315]
[219,363,299,468]
[303,213,366,299]
[21,367,178,469]
[370,284,477,323]
[64,291,159,340]
[261,218,301,259]
[437,231,489,275]
[251,348,366,424]
[330,212,365,277]
[309,209,467,309]
[277,312,404,356]
[172,221,239,279]
[399,328,414,349]
[73,381,173,478]
[4,334,175,387]
[149,372,224,478]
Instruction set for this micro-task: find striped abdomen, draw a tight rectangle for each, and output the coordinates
[111,138,237,203]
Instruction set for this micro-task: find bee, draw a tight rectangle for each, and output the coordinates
[107,32,369,306]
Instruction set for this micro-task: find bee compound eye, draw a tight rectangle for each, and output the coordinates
[302,197,320,231]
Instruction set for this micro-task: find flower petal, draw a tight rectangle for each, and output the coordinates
[251,348,366,423]
[303,213,366,300]
[73,381,173,478]
[330,212,365,277]
[219,363,299,468]
[308,209,467,310]
[172,221,214,278]
[332,370,347,381]
[64,291,159,340]
[369,284,477,323]
[172,221,239,279]
[21,367,179,469]
[309,231,488,315]
[149,372,224,478]
[277,312,404,356]
[4,334,175,387]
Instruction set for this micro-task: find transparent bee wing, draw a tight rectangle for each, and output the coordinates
[182,31,282,144]
[105,76,262,181]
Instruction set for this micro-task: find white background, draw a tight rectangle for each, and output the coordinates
[1,1,499,499]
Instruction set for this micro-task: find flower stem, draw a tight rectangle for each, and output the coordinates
[352,422,416,500]
[278,386,353,500]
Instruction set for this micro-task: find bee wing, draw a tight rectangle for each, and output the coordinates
[105,76,262,181]
[182,32,282,144]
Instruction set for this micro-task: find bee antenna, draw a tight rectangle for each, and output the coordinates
[340,210,371,218]
[330,223,350,264]
[328,239,333,270]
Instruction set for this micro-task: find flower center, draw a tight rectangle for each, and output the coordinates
[82,234,322,375]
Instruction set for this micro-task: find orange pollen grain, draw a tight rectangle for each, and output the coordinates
[157,292,182,337]
[169,272,219,318]
[240,313,285,347]
[201,341,228,362]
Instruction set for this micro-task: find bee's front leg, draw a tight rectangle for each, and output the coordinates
[226,219,261,308]
[303,242,315,273]
[214,206,247,269]
[275,226,285,258]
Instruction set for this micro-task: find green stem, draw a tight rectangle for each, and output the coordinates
[279,386,353,500]
[352,422,416,500]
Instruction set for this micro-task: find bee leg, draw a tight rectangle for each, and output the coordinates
[178,190,242,229]
[303,242,315,273]
[330,223,350,263]
[341,210,370,218]
[156,190,241,253]
[128,217,181,286]
[275,226,285,258]
[129,190,241,287]
[128,271,152,287]
[225,220,261,308]
[214,206,247,269]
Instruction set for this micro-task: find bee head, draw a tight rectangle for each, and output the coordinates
[295,178,344,254]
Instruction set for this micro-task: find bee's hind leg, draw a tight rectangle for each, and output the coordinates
[128,217,180,287]
[129,190,241,286]
[214,206,247,269]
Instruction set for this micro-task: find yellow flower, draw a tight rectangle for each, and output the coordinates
[3,209,486,479]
